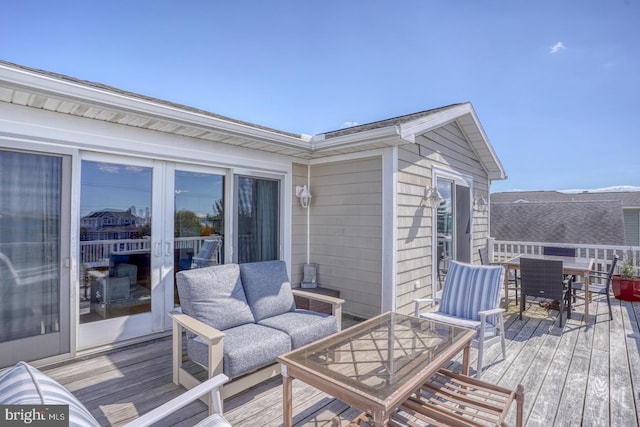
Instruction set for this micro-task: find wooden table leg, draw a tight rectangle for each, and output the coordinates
[461,342,471,376]
[282,366,293,427]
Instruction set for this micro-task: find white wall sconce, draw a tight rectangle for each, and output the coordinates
[295,185,312,208]
[425,186,443,208]
[474,194,488,212]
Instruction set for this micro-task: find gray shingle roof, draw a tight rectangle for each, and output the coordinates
[491,190,640,208]
[490,200,626,245]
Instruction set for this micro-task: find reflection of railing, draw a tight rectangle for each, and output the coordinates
[80,236,223,267]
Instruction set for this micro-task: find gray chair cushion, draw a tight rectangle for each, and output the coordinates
[187,323,291,378]
[240,260,295,322]
[177,264,255,330]
[258,310,338,348]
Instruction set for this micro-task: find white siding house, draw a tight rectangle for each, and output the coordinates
[0,60,506,367]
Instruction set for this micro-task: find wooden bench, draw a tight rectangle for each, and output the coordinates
[344,368,524,427]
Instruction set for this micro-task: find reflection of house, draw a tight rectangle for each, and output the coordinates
[81,209,146,240]
[0,60,506,367]
[490,190,637,245]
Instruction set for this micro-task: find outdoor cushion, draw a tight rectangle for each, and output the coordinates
[187,323,291,378]
[419,311,499,338]
[240,260,295,322]
[0,361,99,427]
[439,261,504,325]
[177,264,255,331]
[257,310,338,348]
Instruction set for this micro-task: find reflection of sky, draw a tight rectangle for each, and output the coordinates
[80,161,152,217]
[80,162,224,219]
[175,171,223,217]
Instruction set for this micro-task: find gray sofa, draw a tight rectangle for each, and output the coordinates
[171,260,344,398]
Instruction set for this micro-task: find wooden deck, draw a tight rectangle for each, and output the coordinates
[41,294,640,426]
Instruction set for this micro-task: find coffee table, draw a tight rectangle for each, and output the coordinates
[277,311,476,427]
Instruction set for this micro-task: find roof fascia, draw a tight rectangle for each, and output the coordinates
[310,125,406,152]
[459,104,506,180]
[0,63,310,150]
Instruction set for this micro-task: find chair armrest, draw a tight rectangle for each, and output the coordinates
[292,289,345,330]
[478,307,505,317]
[170,312,225,344]
[123,374,230,427]
[413,298,440,316]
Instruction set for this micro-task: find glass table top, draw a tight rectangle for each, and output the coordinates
[281,311,474,400]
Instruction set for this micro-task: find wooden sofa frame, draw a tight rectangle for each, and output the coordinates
[171,288,343,400]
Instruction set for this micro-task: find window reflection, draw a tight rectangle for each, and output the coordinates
[79,161,152,323]
[174,171,225,305]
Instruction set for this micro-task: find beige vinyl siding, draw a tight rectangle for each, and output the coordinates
[291,163,309,286]
[395,121,491,314]
[309,157,383,318]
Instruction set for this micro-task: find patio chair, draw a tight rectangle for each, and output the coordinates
[479,246,520,304]
[572,254,618,320]
[192,238,222,268]
[543,246,576,257]
[0,361,231,427]
[519,257,571,327]
[414,260,506,378]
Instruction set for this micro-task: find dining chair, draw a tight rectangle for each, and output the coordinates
[414,260,506,378]
[479,246,520,305]
[519,257,571,327]
[542,246,576,257]
[572,254,618,320]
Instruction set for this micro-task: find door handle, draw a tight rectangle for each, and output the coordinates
[155,242,162,257]
[165,241,172,256]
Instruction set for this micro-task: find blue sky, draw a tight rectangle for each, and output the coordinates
[2,1,639,193]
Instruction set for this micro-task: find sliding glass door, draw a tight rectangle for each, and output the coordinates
[0,149,71,366]
[235,176,280,263]
[434,172,471,296]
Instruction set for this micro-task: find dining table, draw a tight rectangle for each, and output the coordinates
[502,254,595,320]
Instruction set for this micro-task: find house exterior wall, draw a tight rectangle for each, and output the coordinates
[306,156,383,318]
[395,121,490,314]
[291,163,309,285]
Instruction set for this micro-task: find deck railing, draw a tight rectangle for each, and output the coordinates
[489,238,640,276]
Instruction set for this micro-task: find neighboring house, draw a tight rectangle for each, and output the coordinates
[0,60,505,367]
[490,190,638,245]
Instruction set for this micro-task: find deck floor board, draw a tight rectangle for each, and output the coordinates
[38,294,640,426]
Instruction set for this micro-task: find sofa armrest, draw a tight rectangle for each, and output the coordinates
[291,289,345,330]
[123,374,230,427]
[170,311,226,385]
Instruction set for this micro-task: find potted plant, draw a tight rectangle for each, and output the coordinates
[612,252,640,301]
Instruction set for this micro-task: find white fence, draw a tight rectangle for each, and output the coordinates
[489,239,640,275]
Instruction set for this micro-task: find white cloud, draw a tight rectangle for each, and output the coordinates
[550,42,566,54]
[342,121,359,128]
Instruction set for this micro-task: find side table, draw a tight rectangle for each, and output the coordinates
[293,286,340,314]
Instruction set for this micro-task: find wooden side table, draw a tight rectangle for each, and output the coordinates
[293,286,340,314]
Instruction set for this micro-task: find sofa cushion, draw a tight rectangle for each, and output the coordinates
[258,310,338,348]
[177,264,255,330]
[0,361,99,427]
[188,323,291,379]
[240,260,295,322]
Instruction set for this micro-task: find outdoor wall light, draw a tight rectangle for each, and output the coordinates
[425,186,443,208]
[295,185,312,208]
[474,195,488,212]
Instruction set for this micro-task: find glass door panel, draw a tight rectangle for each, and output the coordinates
[235,176,279,263]
[436,179,454,294]
[79,160,152,323]
[173,170,225,305]
[0,149,70,366]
